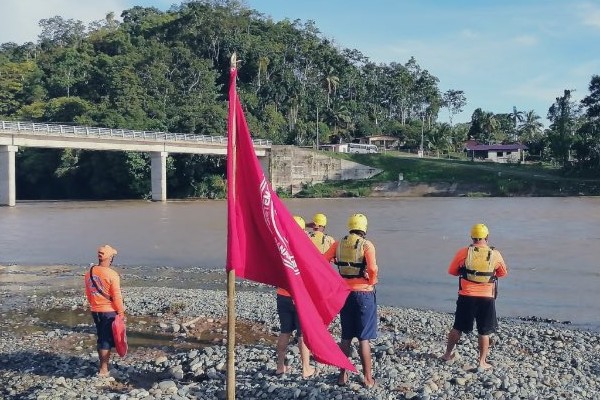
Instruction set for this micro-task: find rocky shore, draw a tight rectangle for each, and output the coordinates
[1,265,599,399]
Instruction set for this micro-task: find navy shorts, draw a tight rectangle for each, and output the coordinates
[277,294,301,335]
[92,311,116,350]
[453,295,497,335]
[340,291,377,341]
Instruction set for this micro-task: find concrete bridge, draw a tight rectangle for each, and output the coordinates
[0,120,271,206]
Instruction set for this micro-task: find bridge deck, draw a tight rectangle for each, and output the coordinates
[0,121,270,155]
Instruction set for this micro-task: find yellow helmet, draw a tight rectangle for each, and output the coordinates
[470,223,489,239]
[312,213,327,227]
[97,245,118,261]
[293,216,306,229]
[347,213,368,233]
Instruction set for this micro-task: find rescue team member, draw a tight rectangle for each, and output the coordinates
[307,213,335,254]
[441,223,508,370]
[84,245,125,377]
[274,216,317,379]
[323,213,378,389]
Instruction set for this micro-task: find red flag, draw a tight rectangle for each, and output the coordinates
[112,314,128,357]
[226,67,356,372]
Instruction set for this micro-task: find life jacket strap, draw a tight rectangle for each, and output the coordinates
[463,268,494,277]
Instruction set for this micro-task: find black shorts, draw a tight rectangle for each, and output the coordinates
[276,294,300,335]
[92,311,116,350]
[452,295,497,335]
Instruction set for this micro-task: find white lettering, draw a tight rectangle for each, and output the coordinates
[259,177,300,276]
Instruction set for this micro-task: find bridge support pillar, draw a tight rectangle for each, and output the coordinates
[151,151,168,202]
[0,145,17,206]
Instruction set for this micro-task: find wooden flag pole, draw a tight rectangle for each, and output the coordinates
[226,52,238,400]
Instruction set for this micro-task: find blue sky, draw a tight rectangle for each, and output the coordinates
[2,0,599,126]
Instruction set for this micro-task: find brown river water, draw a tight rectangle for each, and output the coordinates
[1,197,599,330]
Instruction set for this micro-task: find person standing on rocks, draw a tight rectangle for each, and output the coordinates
[441,223,508,369]
[274,216,318,379]
[323,213,378,388]
[84,245,125,377]
[306,213,335,254]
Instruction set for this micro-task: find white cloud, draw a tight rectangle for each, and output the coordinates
[0,0,128,44]
[513,35,538,46]
[460,29,478,39]
[507,74,566,102]
[569,59,600,79]
[578,2,600,29]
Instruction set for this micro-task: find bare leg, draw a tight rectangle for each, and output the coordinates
[98,349,111,376]
[358,340,375,387]
[276,333,291,374]
[441,328,462,361]
[337,339,351,385]
[478,334,492,369]
[298,336,316,378]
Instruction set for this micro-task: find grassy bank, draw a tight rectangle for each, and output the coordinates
[294,152,600,197]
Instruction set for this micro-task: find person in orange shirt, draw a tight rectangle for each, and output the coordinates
[275,216,317,379]
[441,223,508,369]
[323,213,378,389]
[84,245,125,377]
[306,213,335,254]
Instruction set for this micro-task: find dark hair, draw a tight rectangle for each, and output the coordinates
[349,229,366,237]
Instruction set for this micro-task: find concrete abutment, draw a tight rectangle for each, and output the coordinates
[0,145,17,206]
[151,151,168,202]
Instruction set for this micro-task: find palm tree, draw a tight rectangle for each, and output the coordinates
[480,112,499,144]
[426,122,453,157]
[256,56,269,90]
[520,110,543,138]
[519,110,545,157]
[330,103,351,136]
[324,67,339,109]
[509,106,524,141]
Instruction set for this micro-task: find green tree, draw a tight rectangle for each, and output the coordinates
[324,67,339,109]
[573,76,600,169]
[509,106,524,141]
[38,16,86,48]
[519,110,545,159]
[442,89,466,125]
[0,60,40,116]
[547,89,580,167]
[44,47,90,97]
[468,108,500,144]
[480,112,500,144]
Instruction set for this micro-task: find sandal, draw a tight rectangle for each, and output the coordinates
[363,378,377,389]
[337,370,349,386]
[303,367,320,379]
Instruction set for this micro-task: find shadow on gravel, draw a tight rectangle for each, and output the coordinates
[0,350,103,378]
[0,349,164,395]
[1,382,50,400]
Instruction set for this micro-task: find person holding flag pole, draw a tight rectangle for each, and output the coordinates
[275,216,318,378]
[226,53,356,399]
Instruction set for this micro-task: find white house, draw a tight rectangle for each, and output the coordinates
[464,142,528,163]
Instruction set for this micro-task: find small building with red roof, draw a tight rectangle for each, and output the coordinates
[464,142,528,163]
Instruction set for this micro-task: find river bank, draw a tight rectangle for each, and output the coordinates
[291,153,600,198]
[1,265,599,399]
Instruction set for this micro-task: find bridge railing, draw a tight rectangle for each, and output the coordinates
[0,120,272,147]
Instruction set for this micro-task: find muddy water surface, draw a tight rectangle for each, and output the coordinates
[1,197,599,330]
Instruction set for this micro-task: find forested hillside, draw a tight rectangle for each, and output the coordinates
[1,0,599,199]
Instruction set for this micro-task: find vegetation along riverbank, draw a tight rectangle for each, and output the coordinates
[291,152,600,198]
[2,2,600,202]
